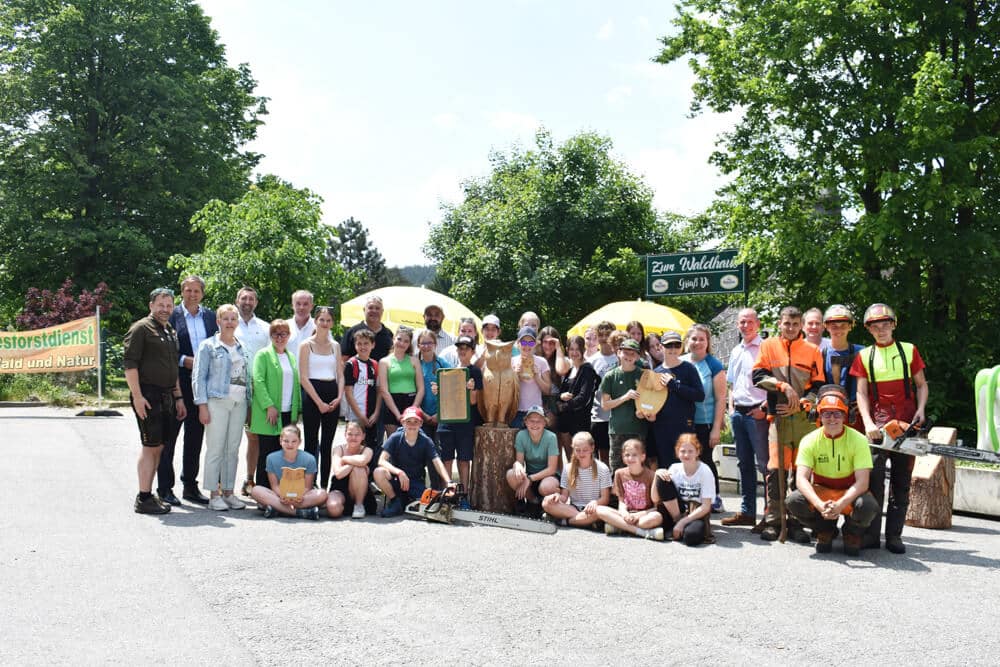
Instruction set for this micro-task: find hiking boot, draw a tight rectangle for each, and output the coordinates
[721,513,756,527]
[760,525,780,541]
[788,526,812,544]
[843,533,862,557]
[885,536,906,554]
[751,517,768,534]
[380,497,403,518]
[815,531,834,554]
[135,493,170,515]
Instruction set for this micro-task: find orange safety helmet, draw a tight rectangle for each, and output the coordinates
[863,303,897,326]
[817,394,849,415]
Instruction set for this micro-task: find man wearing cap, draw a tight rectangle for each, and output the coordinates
[423,304,454,354]
[511,326,551,428]
[786,393,879,555]
[341,294,394,361]
[373,406,454,517]
[752,306,825,543]
[440,317,479,367]
[822,305,865,432]
[722,308,770,531]
[599,338,647,473]
[124,288,188,514]
[849,303,928,554]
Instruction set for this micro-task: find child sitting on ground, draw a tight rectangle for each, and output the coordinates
[651,433,715,545]
[251,424,329,519]
[597,438,664,540]
[326,420,375,519]
[542,431,612,527]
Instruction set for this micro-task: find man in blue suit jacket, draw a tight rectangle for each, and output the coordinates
[159,275,218,505]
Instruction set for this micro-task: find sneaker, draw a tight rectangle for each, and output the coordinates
[351,504,366,519]
[843,533,862,557]
[721,513,756,527]
[711,496,725,513]
[263,505,276,519]
[645,527,665,541]
[885,536,906,554]
[751,518,768,534]
[208,496,229,511]
[223,494,246,510]
[135,493,170,515]
[241,479,255,497]
[380,497,403,518]
[815,531,834,554]
[605,523,620,535]
[458,497,471,511]
[297,506,320,520]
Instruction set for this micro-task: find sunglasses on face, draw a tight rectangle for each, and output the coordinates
[519,340,536,347]
[664,342,682,349]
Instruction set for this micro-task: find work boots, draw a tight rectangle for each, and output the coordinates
[843,533,862,556]
[815,530,835,554]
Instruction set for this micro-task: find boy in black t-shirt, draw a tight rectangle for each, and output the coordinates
[343,329,383,462]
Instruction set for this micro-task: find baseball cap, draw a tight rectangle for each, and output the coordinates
[619,339,641,352]
[482,314,501,328]
[401,406,425,423]
[660,331,682,345]
[455,335,475,348]
[524,405,546,419]
[517,326,537,341]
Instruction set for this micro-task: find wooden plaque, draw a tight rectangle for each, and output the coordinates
[438,367,471,423]
[278,467,306,500]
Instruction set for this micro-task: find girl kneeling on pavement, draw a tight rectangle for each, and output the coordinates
[651,433,715,545]
[542,431,612,527]
[596,438,664,540]
[250,424,328,519]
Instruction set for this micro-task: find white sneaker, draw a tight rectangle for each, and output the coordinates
[223,494,246,510]
[351,504,366,519]
[208,496,229,511]
[645,527,665,541]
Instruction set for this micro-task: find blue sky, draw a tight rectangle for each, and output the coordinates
[198,1,736,267]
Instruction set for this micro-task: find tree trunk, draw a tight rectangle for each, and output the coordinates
[905,427,957,529]
[472,425,517,513]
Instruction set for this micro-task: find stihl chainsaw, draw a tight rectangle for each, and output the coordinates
[872,420,1000,464]
[404,485,556,534]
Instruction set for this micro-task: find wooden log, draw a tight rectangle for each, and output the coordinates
[472,425,518,513]
[905,427,957,529]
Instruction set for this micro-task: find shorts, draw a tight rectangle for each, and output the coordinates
[132,385,177,448]
[329,473,377,513]
[590,421,610,452]
[389,474,427,503]
[437,427,474,462]
[384,393,416,426]
[556,408,590,436]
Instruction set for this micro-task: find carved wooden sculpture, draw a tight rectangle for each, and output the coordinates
[479,339,518,427]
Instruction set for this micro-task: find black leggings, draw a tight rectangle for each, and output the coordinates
[255,411,292,489]
[694,423,721,495]
[302,379,338,490]
[655,477,707,547]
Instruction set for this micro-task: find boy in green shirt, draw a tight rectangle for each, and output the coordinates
[600,339,648,474]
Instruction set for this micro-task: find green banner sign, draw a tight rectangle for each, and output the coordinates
[646,249,746,297]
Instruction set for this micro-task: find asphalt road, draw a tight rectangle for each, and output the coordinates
[2,406,999,666]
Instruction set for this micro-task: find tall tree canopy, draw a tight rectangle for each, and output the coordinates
[327,216,402,293]
[660,1,1000,427]
[0,0,266,329]
[425,130,690,334]
[169,175,354,321]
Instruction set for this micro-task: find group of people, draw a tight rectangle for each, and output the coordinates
[124,277,927,555]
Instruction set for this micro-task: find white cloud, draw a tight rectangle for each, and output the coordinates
[432,112,459,129]
[634,16,651,31]
[485,110,539,133]
[606,85,633,107]
[596,19,615,41]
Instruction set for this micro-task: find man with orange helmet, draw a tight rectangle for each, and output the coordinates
[786,393,879,556]
[849,303,928,554]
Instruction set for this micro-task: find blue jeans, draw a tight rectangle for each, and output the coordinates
[730,411,769,516]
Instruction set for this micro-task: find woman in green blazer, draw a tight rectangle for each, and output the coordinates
[251,319,302,489]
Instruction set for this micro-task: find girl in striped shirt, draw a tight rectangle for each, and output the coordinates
[542,431,611,527]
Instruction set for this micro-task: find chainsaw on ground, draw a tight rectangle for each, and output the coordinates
[872,420,1000,464]
[404,485,557,534]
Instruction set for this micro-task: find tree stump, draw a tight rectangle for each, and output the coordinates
[472,425,517,513]
[905,427,957,529]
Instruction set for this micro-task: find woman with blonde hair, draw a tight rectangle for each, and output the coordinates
[541,431,612,527]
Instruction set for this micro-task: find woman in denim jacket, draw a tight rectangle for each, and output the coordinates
[193,303,253,511]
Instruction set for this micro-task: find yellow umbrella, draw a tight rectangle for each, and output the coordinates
[339,286,482,338]
[567,300,695,338]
